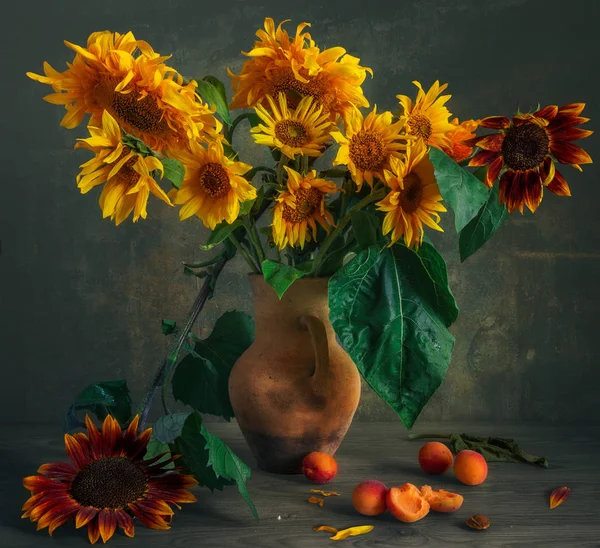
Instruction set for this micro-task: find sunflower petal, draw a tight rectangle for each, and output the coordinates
[485,156,504,188]
[480,116,510,129]
[116,509,135,538]
[523,170,543,213]
[64,435,90,470]
[547,168,571,197]
[469,150,500,167]
[88,517,101,544]
[75,507,98,529]
[37,462,77,481]
[550,141,592,166]
[98,509,117,543]
[534,105,558,121]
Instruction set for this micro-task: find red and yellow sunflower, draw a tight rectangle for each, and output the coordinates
[22,415,197,544]
[468,104,593,213]
[441,117,479,162]
[228,17,372,120]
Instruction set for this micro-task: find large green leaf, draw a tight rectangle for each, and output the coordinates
[429,147,489,232]
[153,412,190,443]
[172,413,234,491]
[200,220,243,250]
[459,185,508,262]
[261,259,312,299]
[172,311,254,419]
[350,210,381,250]
[196,76,231,124]
[202,423,258,520]
[162,158,185,189]
[63,380,132,433]
[144,434,174,469]
[329,246,455,429]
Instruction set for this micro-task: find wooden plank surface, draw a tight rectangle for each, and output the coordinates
[1,422,599,547]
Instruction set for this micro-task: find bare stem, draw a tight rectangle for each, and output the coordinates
[407,433,452,440]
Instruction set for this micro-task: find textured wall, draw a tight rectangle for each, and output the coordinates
[1,0,598,425]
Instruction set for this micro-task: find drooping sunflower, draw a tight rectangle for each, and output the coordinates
[228,17,372,120]
[170,138,256,229]
[467,104,593,213]
[251,93,333,159]
[272,166,337,249]
[22,414,197,544]
[441,117,479,163]
[397,81,455,150]
[376,139,447,249]
[75,110,172,225]
[331,106,410,190]
[27,31,220,153]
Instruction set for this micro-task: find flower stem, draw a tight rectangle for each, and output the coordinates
[136,254,228,432]
[227,233,261,273]
[276,155,288,186]
[407,433,452,440]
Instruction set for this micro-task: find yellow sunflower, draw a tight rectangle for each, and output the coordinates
[228,17,372,120]
[251,93,332,159]
[397,81,455,149]
[272,166,337,250]
[75,110,171,225]
[22,414,197,544]
[331,106,409,190]
[376,140,447,249]
[27,31,220,153]
[170,139,256,229]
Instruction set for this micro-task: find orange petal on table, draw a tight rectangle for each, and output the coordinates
[314,525,339,533]
[308,496,324,507]
[310,489,341,497]
[550,486,571,509]
[330,525,374,540]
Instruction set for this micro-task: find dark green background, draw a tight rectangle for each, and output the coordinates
[1,0,598,425]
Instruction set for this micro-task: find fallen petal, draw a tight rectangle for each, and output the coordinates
[550,486,571,509]
[330,525,374,540]
[310,489,341,497]
[314,525,339,533]
[308,497,324,507]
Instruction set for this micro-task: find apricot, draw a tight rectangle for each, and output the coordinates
[386,483,430,523]
[352,480,388,516]
[420,485,464,512]
[302,452,338,484]
[453,449,488,486]
[418,441,454,475]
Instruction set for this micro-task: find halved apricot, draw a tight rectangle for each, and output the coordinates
[386,483,430,523]
[420,485,464,513]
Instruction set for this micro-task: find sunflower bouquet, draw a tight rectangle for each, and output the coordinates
[24,17,592,543]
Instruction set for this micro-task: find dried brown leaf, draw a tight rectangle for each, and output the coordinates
[310,489,341,497]
[330,525,374,540]
[550,486,570,509]
[308,496,324,507]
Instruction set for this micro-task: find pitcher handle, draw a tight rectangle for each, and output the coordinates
[299,315,329,379]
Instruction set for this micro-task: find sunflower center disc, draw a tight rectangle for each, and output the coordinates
[282,187,322,223]
[70,457,148,509]
[408,113,432,142]
[270,68,333,112]
[349,131,385,171]
[398,172,424,213]
[199,163,231,198]
[275,120,308,147]
[501,122,549,171]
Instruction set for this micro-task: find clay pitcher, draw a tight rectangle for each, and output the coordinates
[228,275,361,473]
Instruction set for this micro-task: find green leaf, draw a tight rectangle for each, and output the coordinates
[153,412,191,443]
[262,259,311,299]
[350,210,381,250]
[202,423,258,520]
[329,246,455,429]
[121,130,154,157]
[196,76,231,125]
[162,158,185,189]
[429,147,489,232]
[200,220,243,250]
[183,266,208,278]
[173,412,234,491]
[449,433,548,468]
[144,434,174,469]
[459,185,508,262]
[246,113,261,128]
[161,319,177,335]
[172,311,254,419]
[63,380,132,433]
[239,199,255,216]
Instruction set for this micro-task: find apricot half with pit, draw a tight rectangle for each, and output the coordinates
[386,483,430,523]
[420,485,464,512]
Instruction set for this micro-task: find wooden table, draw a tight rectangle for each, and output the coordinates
[1,422,599,547]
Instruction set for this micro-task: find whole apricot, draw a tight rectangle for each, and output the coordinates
[420,485,464,512]
[418,442,454,475]
[453,450,488,486]
[386,483,430,523]
[302,452,338,484]
[352,480,388,516]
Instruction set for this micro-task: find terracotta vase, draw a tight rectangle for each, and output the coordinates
[228,275,361,473]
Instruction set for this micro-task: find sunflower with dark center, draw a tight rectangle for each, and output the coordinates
[251,93,333,159]
[170,138,256,229]
[376,139,447,249]
[331,105,411,190]
[22,414,198,544]
[272,166,337,249]
[467,104,593,213]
